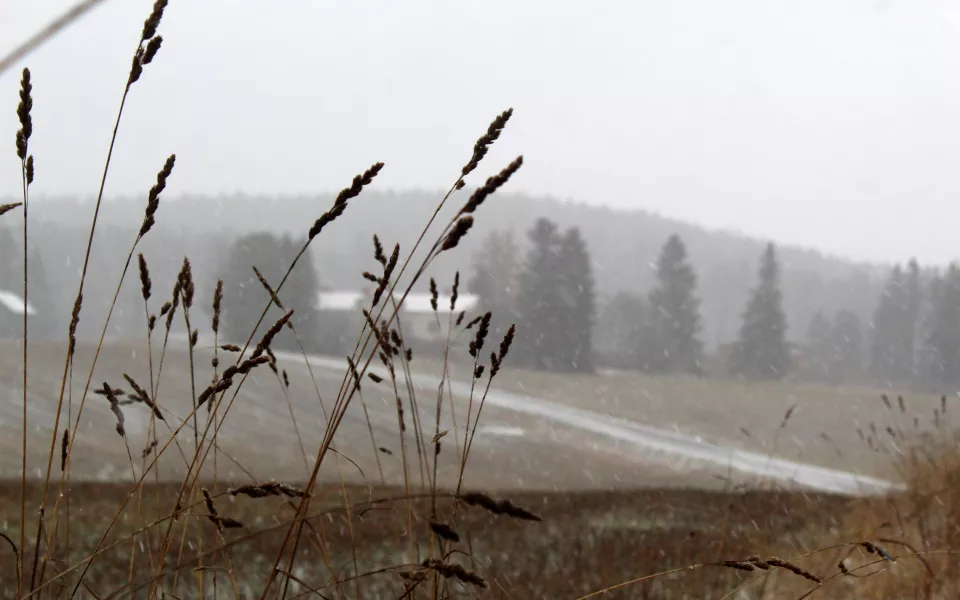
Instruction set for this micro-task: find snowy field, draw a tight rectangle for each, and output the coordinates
[0,339,933,495]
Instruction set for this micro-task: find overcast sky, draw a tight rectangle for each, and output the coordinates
[3,0,960,264]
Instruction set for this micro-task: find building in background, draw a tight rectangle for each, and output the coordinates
[315,289,479,345]
[0,289,36,339]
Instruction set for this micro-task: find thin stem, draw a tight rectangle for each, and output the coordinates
[19,155,29,600]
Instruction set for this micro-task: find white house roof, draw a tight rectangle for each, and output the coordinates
[315,291,363,311]
[0,289,36,316]
[315,291,479,314]
[401,293,479,314]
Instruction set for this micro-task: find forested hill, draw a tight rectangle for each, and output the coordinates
[11,190,889,346]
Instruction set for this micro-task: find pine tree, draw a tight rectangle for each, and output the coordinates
[280,235,320,350]
[219,232,318,350]
[729,243,790,380]
[556,227,596,373]
[831,310,864,383]
[918,270,943,384]
[925,264,960,386]
[595,291,647,367]
[515,218,563,371]
[468,229,521,340]
[870,264,918,384]
[903,258,923,379]
[805,310,832,382]
[644,234,703,374]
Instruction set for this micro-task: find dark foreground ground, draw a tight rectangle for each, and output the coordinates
[0,481,870,599]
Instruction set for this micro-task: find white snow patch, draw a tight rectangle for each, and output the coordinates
[276,351,903,497]
[477,425,525,437]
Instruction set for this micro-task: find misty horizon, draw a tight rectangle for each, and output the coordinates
[5,0,960,265]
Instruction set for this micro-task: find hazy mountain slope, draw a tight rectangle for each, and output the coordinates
[11,191,889,346]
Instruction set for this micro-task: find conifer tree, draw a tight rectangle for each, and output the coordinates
[645,234,703,374]
[729,243,790,380]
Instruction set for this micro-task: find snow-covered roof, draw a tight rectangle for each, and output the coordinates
[315,291,479,314]
[316,291,363,311]
[0,290,36,316]
[400,293,479,314]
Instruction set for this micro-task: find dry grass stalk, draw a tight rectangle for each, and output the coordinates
[779,404,797,429]
[459,492,542,521]
[860,541,895,562]
[137,253,151,301]
[16,68,32,160]
[0,202,22,216]
[122,373,163,421]
[450,271,460,310]
[441,216,474,252]
[68,294,82,356]
[421,559,486,588]
[347,356,362,392]
[462,108,513,177]
[372,243,399,307]
[197,355,271,407]
[228,481,308,499]
[468,312,492,358]
[429,522,460,543]
[373,234,387,266]
[253,266,285,310]
[212,279,223,334]
[59,429,68,472]
[101,382,125,438]
[252,310,294,359]
[308,162,384,240]
[717,560,755,572]
[764,557,822,583]
[138,154,175,238]
[141,439,158,458]
[165,280,181,331]
[177,257,194,309]
[459,155,524,215]
[127,0,167,87]
[203,488,243,531]
[429,278,439,312]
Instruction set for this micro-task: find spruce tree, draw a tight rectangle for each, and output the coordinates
[596,291,647,366]
[918,269,943,384]
[515,218,563,371]
[280,235,320,350]
[925,264,960,386]
[729,243,790,380]
[556,227,596,373]
[805,310,832,381]
[468,229,521,340]
[645,234,703,374]
[870,264,917,383]
[831,309,864,383]
[219,232,318,350]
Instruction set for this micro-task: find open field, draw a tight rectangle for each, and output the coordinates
[0,338,936,494]
[414,353,955,483]
[0,339,744,491]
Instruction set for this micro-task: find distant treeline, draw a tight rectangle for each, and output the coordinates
[469,220,960,390]
[2,191,947,388]
[5,191,889,348]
